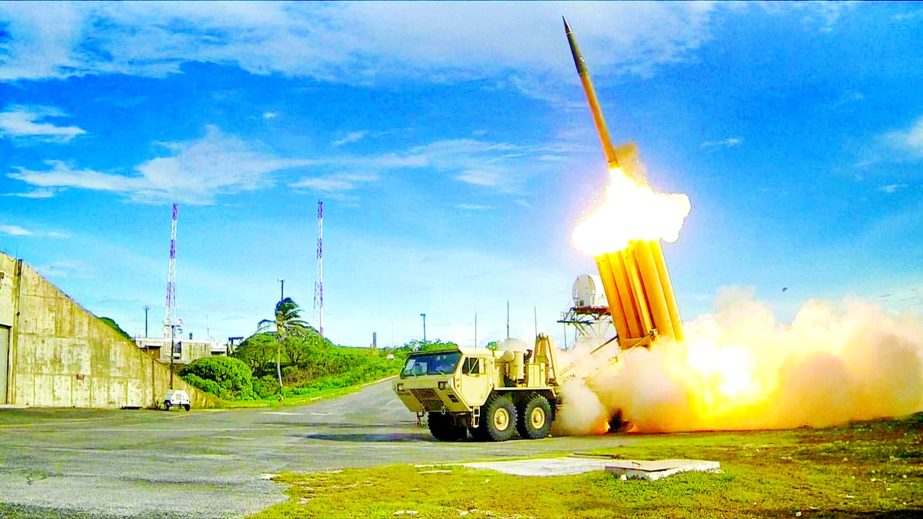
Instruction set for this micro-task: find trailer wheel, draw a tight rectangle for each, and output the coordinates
[517,394,552,440]
[479,393,517,442]
[428,412,467,441]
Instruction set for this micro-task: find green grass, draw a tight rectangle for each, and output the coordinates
[252,413,923,519]
[219,375,396,408]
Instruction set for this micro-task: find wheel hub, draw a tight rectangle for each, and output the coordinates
[530,407,546,429]
[493,408,510,431]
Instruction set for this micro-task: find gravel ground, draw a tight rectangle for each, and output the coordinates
[0,381,629,518]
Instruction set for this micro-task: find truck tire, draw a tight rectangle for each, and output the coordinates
[479,393,517,442]
[184,404,191,412]
[517,394,552,440]
[164,401,171,411]
[428,412,467,441]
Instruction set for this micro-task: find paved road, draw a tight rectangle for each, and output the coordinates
[0,381,629,518]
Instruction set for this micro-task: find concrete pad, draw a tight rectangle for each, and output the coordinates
[462,457,616,476]
[606,459,721,480]
[462,457,720,479]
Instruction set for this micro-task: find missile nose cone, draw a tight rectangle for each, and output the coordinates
[564,17,586,76]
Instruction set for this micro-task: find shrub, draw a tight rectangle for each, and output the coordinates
[182,373,222,396]
[179,356,254,400]
[253,375,281,398]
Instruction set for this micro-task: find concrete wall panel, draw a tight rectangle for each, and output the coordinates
[0,253,217,409]
[52,375,72,407]
[90,376,109,407]
[72,376,90,407]
[14,374,33,406]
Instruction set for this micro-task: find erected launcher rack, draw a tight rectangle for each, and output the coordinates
[564,17,683,348]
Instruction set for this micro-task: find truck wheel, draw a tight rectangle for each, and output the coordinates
[164,401,171,411]
[479,393,517,442]
[517,394,552,440]
[184,404,191,412]
[428,412,466,441]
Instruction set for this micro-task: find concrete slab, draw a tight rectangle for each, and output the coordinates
[462,457,616,476]
[462,456,720,480]
[606,459,721,480]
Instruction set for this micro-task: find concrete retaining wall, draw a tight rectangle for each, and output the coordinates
[0,253,216,408]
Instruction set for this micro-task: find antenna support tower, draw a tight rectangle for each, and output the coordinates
[314,201,324,337]
[163,203,179,338]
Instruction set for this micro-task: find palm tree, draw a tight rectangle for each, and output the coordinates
[257,297,309,398]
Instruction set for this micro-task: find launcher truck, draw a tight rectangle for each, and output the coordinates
[394,336,564,441]
[392,19,685,441]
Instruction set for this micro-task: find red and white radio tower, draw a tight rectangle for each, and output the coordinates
[163,203,179,337]
[313,201,324,337]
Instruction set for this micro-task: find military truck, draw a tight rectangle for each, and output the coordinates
[392,335,562,441]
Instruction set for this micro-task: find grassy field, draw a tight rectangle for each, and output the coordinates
[219,375,397,408]
[253,413,923,519]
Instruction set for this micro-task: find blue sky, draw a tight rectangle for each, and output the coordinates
[1,2,921,347]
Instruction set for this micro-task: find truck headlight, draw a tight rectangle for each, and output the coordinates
[438,381,446,390]
[397,383,405,391]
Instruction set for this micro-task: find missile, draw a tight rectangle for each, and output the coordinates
[563,16,620,170]
[564,17,684,343]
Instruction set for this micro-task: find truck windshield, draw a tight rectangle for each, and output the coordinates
[401,351,462,377]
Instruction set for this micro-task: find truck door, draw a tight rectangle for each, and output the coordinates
[460,357,491,407]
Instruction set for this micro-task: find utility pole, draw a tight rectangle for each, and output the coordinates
[278,278,285,302]
[506,300,510,339]
[474,312,478,348]
[144,305,150,338]
[420,313,427,343]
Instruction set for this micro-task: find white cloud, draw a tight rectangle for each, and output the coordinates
[6,129,558,203]
[892,9,923,22]
[455,169,503,187]
[290,173,378,193]
[882,116,923,160]
[0,224,32,236]
[3,188,58,199]
[290,137,557,194]
[0,224,68,238]
[7,126,313,205]
[877,184,907,194]
[701,137,743,149]
[456,204,492,211]
[331,131,368,147]
[0,105,86,142]
[0,3,717,89]
[262,111,279,120]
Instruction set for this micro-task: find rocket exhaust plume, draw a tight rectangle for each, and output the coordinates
[558,19,923,435]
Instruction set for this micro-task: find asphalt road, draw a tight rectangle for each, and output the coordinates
[0,380,629,518]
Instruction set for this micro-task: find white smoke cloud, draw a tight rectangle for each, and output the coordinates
[556,288,923,434]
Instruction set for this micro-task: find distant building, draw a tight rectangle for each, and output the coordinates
[135,336,219,365]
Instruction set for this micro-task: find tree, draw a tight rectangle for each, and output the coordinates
[231,332,277,375]
[257,297,309,397]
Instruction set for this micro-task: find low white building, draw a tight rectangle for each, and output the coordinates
[135,335,222,365]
